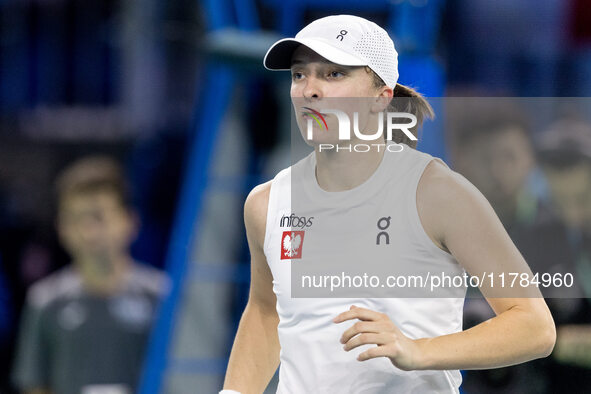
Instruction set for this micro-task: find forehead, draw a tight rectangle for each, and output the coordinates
[60,189,123,212]
[488,127,531,149]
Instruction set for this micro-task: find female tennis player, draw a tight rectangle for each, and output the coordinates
[221,15,556,394]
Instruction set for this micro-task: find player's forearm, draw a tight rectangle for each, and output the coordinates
[223,302,280,393]
[415,304,555,370]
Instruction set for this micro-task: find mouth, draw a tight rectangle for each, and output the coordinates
[301,106,321,114]
[300,107,328,130]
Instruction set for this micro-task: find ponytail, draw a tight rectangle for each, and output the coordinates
[366,67,434,149]
[389,83,434,149]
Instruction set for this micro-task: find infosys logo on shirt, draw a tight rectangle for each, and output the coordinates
[280,213,314,229]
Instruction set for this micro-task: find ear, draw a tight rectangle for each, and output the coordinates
[371,86,393,113]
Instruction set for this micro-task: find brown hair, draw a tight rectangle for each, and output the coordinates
[537,119,591,171]
[452,102,531,150]
[55,155,131,209]
[367,67,434,149]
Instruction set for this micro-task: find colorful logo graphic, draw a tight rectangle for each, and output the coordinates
[303,107,328,130]
[281,231,305,260]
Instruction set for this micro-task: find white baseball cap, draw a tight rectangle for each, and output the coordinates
[263,15,399,88]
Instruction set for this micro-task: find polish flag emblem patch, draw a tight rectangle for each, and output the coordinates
[281,231,305,260]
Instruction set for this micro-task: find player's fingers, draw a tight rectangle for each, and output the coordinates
[357,344,394,361]
[343,332,396,351]
[333,305,386,323]
[340,321,385,344]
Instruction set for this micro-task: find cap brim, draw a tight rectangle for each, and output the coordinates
[263,38,367,70]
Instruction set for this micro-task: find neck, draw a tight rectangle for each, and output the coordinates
[314,141,385,192]
[75,253,132,296]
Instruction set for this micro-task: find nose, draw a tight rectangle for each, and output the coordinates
[302,76,322,100]
[79,222,101,243]
[76,215,105,246]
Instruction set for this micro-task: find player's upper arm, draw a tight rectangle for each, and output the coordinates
[418,160,555,348]
[244,181,276,313]
[417,160,545,302]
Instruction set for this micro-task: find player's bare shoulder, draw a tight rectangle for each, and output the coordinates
[418,157,487,209]
[418,159,464,194]
[417,158,494,250]
[244,180,273,248]
[416,159,475,250]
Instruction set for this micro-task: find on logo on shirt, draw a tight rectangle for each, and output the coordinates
[281,231,305,260]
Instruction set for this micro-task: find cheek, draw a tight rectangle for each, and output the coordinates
[359,84,376,97]
[58,226,86,254]
[58,221,75,239]
[346,74,377,97]
[115,218,136,242]
[290,83,301,98]
[60,229,77,249]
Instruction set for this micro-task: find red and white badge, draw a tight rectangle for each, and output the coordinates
[281,231,305,260]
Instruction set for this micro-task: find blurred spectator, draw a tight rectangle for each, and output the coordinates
[536,120,591,393]
[538,120,591,240]
[450,104,553,234]
[449,104,581,393]
[11,156,169,394]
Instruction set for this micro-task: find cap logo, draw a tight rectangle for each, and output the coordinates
[336,30,348,41]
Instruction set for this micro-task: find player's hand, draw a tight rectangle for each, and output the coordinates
[333,305,423,371]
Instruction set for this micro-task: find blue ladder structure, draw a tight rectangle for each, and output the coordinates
[139,1,447,393]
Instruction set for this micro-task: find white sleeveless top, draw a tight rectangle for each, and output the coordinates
[263,143,466,394]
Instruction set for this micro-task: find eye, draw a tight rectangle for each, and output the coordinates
[291,71,304,80]
[328,70,345,79]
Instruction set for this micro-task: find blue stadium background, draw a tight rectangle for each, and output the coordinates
[1,0,591,393]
